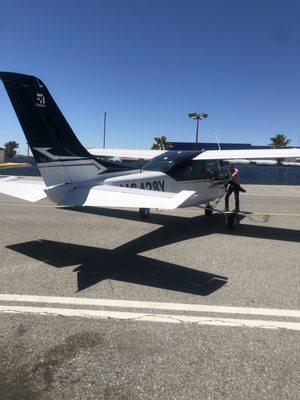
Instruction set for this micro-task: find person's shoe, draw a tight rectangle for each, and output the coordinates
[233,208,240,213]
[223,207,229,212]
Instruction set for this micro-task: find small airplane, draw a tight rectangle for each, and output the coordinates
[0,72,299,230]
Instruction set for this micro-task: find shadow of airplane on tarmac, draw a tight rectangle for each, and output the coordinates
[6,207,299,294]
[6,239,227,295]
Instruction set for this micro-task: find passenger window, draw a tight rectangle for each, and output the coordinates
[205,160,220,179]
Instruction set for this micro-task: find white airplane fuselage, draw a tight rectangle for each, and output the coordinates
[101,170,226,207]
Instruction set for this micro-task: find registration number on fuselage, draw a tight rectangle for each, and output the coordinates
[120,180,165,191]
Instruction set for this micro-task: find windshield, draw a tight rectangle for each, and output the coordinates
[142,160,175,173]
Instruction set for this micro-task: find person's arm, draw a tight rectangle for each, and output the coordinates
[230,169,238,179]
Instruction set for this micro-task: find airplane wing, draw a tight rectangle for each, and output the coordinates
[89,148,300,161]
[88,148,165,160]
[194,148,300,161]
[58,184,194,210]
[0,176,46,202]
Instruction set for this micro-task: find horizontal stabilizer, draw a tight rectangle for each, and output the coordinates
[58,184,195,210]
[0,176,46,202]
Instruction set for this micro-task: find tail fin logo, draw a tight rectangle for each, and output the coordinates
[36,93,46,107]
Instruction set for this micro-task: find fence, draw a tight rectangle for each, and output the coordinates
[239,166,300,185]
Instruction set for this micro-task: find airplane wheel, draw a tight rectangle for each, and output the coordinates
[226,213,237,230]
[205,207,213,217]
[139,208,150,219]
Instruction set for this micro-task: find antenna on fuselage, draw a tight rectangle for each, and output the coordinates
[215,132,221,150]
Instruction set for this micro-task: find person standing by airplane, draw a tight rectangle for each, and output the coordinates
[224,164,240,212]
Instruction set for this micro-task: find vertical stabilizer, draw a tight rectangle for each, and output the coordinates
[0,72,108,186]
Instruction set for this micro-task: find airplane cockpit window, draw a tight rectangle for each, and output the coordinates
[142,160,175,173]
[169,160,220,181]
[142,150,201,174]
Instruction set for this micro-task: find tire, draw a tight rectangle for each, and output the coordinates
[226,213,237,230]
[205,207,213,217]
[139,208,150,219]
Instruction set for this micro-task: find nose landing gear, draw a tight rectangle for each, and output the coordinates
[139,208,150,219]
[204,203,213,217]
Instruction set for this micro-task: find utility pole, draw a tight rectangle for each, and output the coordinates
[188,112,208,149]
[103,112,107,148]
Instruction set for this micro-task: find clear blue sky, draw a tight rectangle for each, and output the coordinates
[0,0,299,153]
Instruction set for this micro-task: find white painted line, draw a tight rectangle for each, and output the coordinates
[0,305,299,330]
[0,294,299,318]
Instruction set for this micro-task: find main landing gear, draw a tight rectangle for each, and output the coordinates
[139,208,150,219]
[203,203,239,230]
[225,212,238,230]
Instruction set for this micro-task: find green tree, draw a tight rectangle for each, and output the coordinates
[151,135,167,150]
[4,141,19,158]
[269,134,291,149]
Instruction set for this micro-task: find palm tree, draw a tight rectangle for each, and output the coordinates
[269,134,291,148]
[151,135,167,150]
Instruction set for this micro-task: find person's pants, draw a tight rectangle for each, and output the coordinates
[225,185,240,210]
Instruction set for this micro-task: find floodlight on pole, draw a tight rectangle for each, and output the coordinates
[188,112,208,148]
[103,112,107,148]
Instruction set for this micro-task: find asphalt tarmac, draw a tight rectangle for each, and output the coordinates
[0,184,299,400]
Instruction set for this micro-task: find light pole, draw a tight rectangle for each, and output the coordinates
[188,112,208,149]
[103,112,107,148]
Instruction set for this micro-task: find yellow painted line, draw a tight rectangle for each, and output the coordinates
[245,193,300,197]
[241,212,300,217]
[0,202,299,217]
[162,210,300,217]
[0,202,63,208]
